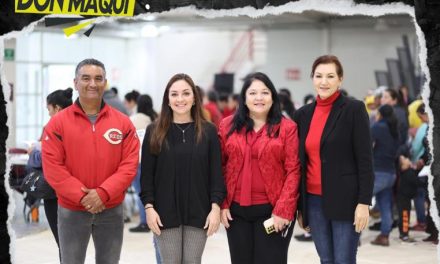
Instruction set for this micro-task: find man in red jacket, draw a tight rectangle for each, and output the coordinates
[42,58,139,264]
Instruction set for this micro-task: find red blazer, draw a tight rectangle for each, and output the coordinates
[218,116,301,220]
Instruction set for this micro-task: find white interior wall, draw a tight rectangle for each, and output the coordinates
[7,22,418,146]
[154,31,236,89]
[15,32,42,62]
[14,26,418,109]
[125,39,155,101]
[10,33,130,146]
[125,31,242,110]
[122,25,417,109]
[258,29,323,106]
[330,27,418,100]
[258,26,417,106]
[20,33,130,94]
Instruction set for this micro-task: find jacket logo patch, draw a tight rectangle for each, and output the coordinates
[103,128,123,145]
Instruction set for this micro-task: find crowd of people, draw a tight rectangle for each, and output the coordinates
[22,55,436,264]
[363,85,438,246]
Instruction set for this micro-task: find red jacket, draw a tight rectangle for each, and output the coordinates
[42,101,139,211]
[204,102,223,127]
[218,116,301,220]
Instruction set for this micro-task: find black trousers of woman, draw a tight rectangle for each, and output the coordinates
[396,169,418,237]
[426,196,439,239]
[43,198,60,260]
[226,202,294,264]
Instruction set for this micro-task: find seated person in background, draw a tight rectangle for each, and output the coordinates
[203,90,223,127]
[218,93,235,118]
[124,90,140,116]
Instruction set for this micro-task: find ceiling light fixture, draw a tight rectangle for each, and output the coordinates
[141,25,159,37]
[159,25,170,32]
[145,15,156,21]
[374,18,389,31]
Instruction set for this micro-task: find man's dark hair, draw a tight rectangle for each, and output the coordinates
[124,90,140,102]
[207,90,218,102]
[278,88,291,99]
[137,94,158,122]
[47,88,73,109]
[417,103,426,115]
[303,94,315,105]
[75,58,106,78]
[218,93,229,103]
[196,86,205,98]
[111,87,119,95]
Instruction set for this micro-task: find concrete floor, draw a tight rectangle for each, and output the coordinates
[9,190,440,264]
[11,218,439,264]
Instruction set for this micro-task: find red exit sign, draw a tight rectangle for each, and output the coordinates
[286,68,301,80]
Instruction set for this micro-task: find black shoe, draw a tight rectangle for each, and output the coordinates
[369,222,381,231]
[368,220,398,231]
[422,234,439,244]
[294,234,313,242]
[129,224,150,233]
[124,217,131,223]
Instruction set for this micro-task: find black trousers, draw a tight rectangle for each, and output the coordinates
[226,202,293,264]
[396,169,418,237]
[426,195,439,238]
[43,198,60,260]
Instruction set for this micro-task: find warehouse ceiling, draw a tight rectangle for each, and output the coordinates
[33,11,414,38]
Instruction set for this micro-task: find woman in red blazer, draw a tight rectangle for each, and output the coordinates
[218,72,301,264]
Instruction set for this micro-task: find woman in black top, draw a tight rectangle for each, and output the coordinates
[381,88,409,146]
[140,73,226,263]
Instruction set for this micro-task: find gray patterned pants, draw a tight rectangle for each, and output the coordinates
[155,225,207,264]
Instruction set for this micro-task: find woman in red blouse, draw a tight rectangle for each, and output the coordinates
[218,72,301,264]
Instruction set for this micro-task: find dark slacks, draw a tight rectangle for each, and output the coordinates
[43,198,59,246]
[396,169,419,237]
[58,204,124,264]
[43,198,60,260]
[226,202,293,264]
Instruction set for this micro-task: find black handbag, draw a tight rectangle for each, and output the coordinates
[21,169,56,200]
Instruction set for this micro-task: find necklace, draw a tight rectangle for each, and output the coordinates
[174,123,193,143]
